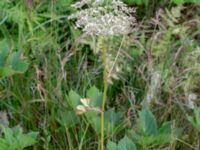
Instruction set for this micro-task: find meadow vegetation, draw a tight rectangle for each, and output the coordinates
[0,0,200,149]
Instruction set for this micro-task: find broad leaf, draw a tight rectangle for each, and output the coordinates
[187,107,200,132]
[0,67,15,77]
[0,139,9,150]
[0,39,9,67]
[57,110,79,128]
[133,134,171,146]
[0,39,29,78]
[9,52,29,73]
[171,0,184,4]
[88,115,101,134]
[104,109,123,135]
[138,108,158,136]
[67,90,81,108]
[107,140,117,150]
[86,86,102,107]
[159,122,171,134]
[118,136,137,150]
[0,127,38,150]
[18,131,38,149]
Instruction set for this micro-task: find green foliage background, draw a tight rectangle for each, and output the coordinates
[0,0,200,149]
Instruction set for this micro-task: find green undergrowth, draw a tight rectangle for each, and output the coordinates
[0,0,200,149]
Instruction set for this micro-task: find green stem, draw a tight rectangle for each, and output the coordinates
[101,37,108,150]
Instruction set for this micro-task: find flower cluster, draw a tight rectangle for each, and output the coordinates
[69,0,136,36]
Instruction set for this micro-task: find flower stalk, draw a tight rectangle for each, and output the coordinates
[100,36,108,150]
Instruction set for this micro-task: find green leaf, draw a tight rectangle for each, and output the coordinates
[159,122,172,134]
[107,140,117,150]
[130,48,143,58]
[56,0,74,11]
[143,0,149,6]
[133,134,171,146]
[197,22,200,32]
[194,108,200,126]
[18,131,38,149]
[9,51,29,73]
[104,109,123,135]
[67,90,81,108]
[187,115,198,130]
[0,39,29,78]
[0,66,15,77]
[3,127,14,145]
[1,127,38,150]
[118,136,137,150]
[171,0,185,4]
[138,108,158,136]
[0,39,9,67]
[57,110,79,128]
[0,138,9,150]
[104,109,122,124]
[84,110,101,134]
[134,0,143,5]
[187,108,200,132]
[86,86,102,107]
[88,115,101,134]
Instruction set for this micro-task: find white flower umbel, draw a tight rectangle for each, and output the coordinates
[69,0,136,36]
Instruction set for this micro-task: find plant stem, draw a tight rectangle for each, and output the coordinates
[101,37,107,150]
